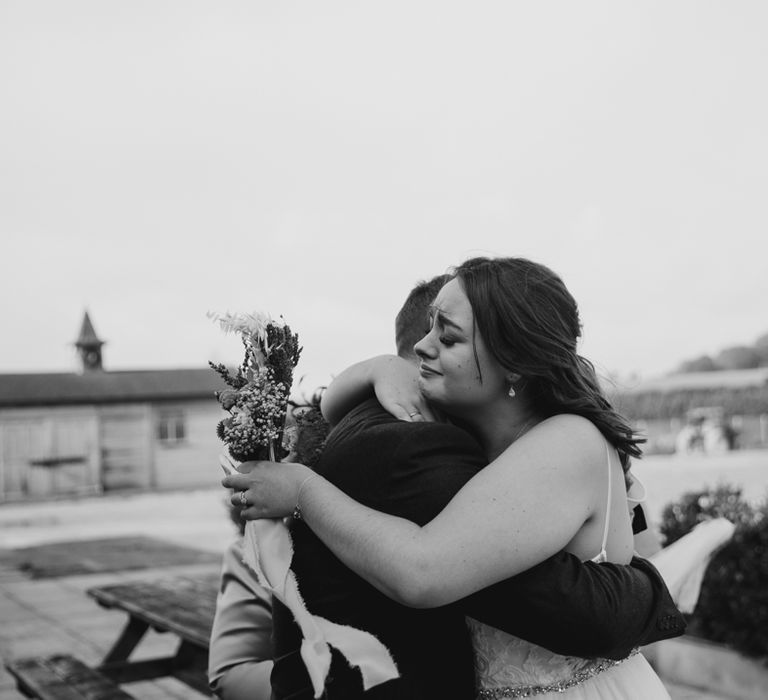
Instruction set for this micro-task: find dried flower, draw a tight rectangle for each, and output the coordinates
[210,311,302,463]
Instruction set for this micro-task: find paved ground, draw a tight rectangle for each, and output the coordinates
[0,487,236,554]
[0,559,222,699]
[0,488,234,699]
[0,488,737,699]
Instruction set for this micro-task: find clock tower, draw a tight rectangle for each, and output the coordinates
[75,311,105,372]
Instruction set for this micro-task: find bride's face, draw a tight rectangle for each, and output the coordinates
[414,278,508,415]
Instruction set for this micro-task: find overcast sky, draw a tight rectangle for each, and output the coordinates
[1,1,766,395]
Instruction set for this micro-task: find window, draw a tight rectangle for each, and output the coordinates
[157,411,186,445]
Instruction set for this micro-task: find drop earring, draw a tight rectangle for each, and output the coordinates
[508,385,516,398]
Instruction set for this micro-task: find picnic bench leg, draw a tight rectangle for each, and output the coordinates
[98,639,211,694]
[170,640,211,695]
[101,616,150,665]
[98,616,180,686]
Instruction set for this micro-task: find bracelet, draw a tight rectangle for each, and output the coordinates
[292,473,318,521]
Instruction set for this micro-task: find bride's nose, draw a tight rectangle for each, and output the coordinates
[414,333,436,359]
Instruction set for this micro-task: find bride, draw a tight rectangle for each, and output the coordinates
[236,256,671,698]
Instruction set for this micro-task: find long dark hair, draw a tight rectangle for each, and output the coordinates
[453,256,644,474]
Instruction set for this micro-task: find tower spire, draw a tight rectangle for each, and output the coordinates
[75,311,105,372]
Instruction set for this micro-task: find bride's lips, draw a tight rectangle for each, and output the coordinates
[419,364,441,377]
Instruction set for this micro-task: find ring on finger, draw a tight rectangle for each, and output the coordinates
[239,490,248,506]
[408,411,420,418]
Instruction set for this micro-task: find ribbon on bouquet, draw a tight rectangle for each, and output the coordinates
[241,517,399,698]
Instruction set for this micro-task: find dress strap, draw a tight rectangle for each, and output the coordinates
[591,441,612,564]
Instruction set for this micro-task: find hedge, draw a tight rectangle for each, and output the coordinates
[614,385,768,420]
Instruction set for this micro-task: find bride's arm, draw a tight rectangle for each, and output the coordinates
[320,357,380,425]
[228,414,608,607]
[321,355,434,424]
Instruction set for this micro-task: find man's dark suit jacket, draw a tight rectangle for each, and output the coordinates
[271,399,684,699]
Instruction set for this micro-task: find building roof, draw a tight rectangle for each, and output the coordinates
[0,368,226,408]
[622,367,768,394]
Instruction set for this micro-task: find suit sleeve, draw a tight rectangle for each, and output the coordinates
[208,539,273,699]
[460,553,686,659]
[386,425,686,659]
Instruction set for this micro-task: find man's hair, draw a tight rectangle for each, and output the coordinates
[395,274,451,359]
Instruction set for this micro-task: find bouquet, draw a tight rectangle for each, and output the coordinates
[209,311,301,464]
[210,311,397,697]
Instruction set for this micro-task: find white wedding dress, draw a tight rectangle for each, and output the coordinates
[467,444,733,699]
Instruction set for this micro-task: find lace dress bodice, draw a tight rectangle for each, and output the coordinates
[467,619,634,698]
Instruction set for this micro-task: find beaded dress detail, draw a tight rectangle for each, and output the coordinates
[467,443,671,699]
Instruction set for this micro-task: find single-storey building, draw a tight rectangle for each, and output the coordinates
[0,313,227,500]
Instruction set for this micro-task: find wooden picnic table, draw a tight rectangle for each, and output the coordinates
[86,572,221,695]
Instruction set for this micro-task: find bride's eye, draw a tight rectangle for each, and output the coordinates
[439,335,456,347]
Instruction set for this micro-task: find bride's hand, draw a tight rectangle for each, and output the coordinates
[223,461,314,520]
[371,355,436,423]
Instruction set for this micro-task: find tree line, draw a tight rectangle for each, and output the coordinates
[678,331,768,372]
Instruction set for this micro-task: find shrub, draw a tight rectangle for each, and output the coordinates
[660,483,758,546]
[689,517,768,660]
[659,484,768,662]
